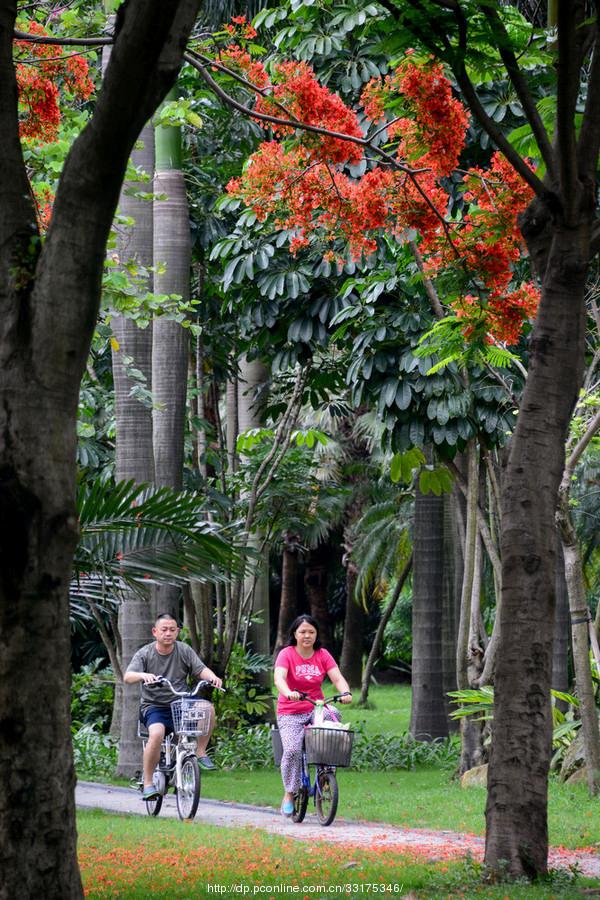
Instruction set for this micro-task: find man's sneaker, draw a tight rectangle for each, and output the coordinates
[142,785,161,801]
[198,755,218,770]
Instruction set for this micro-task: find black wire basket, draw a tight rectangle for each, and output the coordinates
[304,726,354,767]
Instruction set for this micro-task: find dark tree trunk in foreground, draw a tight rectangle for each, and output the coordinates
[410,485,448,740]
[485,225,589,877]
[0,3,200,896]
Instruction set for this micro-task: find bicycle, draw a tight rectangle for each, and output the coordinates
[274,692,353,827]
[137,677,222,821]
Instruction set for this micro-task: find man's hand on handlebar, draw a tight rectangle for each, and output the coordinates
[207,676,223,690]
[140,673,161,684]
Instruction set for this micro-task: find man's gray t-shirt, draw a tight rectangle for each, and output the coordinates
[126,641,206,713]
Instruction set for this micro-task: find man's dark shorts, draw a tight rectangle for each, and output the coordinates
[142,706,174,733]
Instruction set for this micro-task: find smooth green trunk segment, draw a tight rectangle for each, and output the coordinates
[155,87,183,171]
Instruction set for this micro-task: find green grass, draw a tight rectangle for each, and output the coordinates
[343,684,413,735]
[271,682,413,737]
[200,767,600,850]
[77,808,598,899]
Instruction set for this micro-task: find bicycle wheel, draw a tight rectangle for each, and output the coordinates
[145,770,166,817]
[315,770,338,826]
[145,794,163,816]
[291,786,309,823]
[176,755,201,820]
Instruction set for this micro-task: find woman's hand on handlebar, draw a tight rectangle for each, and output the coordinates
[286,690,302,701]
[339,691,352,704]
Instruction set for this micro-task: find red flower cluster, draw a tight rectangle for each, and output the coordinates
[219,43,270,88]
[361,60,469,176]
[255,61,364,166]
[225,51,538,344]
[14,20,94,142]
[224,15,257,40]
[454,283,539,345]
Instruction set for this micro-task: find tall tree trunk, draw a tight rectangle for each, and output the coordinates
[442,489,461,730]
[456,444,486,772]
[237,357,270,667]
[274,537,300,655]
[552,537,570,713]
[305,542,334,649]
[110,119,156,775]
[339,561,365,688]
[151,89,191,620]
[485,227,589,877]
[557,496,600,794]
[410,482,449,740]
[0,2,201,894]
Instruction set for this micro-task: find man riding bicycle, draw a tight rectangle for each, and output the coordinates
[124,612,222,800]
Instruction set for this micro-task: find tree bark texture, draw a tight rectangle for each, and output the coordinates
[410,484,449,740]
[0,3,201,894]
[485,226,589,877]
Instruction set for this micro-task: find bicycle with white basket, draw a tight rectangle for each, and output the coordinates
[138,677,222,821]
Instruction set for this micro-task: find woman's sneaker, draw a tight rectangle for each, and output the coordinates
[280,798,294,817]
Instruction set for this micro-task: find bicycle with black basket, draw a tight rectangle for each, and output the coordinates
[138,677,221,821]
[273,691,353,827]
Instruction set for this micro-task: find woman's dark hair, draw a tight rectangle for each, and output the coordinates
[286,614,322,649]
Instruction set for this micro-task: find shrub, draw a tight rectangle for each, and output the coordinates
[71,660,114,732]
[212,722,459,771]
[72,723,118,778]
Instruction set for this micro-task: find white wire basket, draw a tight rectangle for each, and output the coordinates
[170,698,212,736]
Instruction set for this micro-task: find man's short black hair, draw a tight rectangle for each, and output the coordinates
[155,612,179,625]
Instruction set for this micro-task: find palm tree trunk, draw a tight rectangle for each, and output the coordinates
[275,537,300,655]
[305,542,334,648]
[409,479,449,740]
[151,88,191,619]
[237,357,271,664]
[339,560,365,688]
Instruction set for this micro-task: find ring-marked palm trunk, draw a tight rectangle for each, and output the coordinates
[152,88,191,619]
[111,121,156,775]
[410,480,449,740]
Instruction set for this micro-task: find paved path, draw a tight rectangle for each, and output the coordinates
[76,781,600,878]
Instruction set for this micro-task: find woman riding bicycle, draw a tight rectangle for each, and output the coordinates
[274,614,352,817]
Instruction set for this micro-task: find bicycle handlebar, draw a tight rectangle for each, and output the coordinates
[147,676,225,697]
[297,691,351,704]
